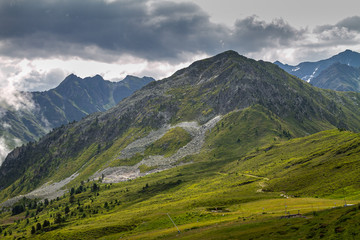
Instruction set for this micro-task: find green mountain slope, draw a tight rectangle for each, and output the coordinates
[311,63,360,92]
[2,50,360,239]
[227,129,360,198]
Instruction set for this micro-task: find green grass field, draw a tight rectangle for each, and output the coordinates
[2,166,358,239]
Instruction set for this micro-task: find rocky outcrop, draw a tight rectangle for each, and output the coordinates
[92,116,221,183]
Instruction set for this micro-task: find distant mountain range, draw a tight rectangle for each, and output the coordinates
[0,75,154,164]
[275,49,360,91]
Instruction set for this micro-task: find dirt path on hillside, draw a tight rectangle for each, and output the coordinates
[242,173,269,193]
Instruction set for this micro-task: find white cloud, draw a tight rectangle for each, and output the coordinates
[0,135,23,166]
[0,51,208,93]
[0,58,35,111]
[0,136,11,166]
[0,84,35,112]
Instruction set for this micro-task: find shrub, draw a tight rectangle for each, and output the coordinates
[43,220,50,228]
[36,222,42,231]
[11,204,25,215]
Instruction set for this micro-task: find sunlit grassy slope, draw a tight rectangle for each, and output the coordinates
[233,128,360,199]
[144,127,192,158]
[1,105,360,239]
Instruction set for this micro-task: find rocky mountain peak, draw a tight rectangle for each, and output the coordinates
[56,73,81,88]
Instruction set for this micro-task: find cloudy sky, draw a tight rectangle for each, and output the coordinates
[0,0,360,95]
[0,0,360,164]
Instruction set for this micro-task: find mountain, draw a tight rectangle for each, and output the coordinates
[0,75,154,165]
[2,50,360,239]
[275,49,360,82]
[2,50,360,196]
[311,63,360,91]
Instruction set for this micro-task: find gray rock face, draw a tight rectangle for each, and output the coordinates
[0,172,78,209]
[92,115,222,183]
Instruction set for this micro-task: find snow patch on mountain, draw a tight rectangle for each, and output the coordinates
[302,67,319,82]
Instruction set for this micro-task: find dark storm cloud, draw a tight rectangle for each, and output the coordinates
[3,0,358,64]
[0,0,309,62]
[230,16,305,52]
[0,0,228,61]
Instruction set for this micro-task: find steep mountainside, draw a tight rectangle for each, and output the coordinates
[311,63,360,92]
[2,51,360,239]
[275,49,360,82]
[2,50,360,198]
[0,75,154,164]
